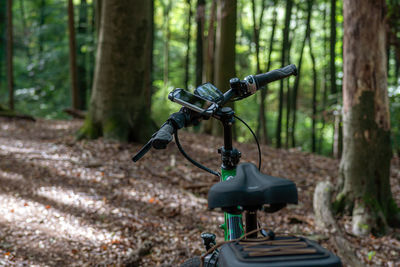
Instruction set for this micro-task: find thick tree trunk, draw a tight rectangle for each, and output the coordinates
[212,0,236,136]
[195,0,205,87]
[79,0,155,142]
[6,0,13,110]
[337,0,400,236]
[290,0,313,148]
[276,0,293,148]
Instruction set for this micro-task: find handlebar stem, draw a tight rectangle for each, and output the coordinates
[216,107,241,170]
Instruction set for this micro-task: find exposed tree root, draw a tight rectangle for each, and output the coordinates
[0,105,36,121]
[313,181,363,267]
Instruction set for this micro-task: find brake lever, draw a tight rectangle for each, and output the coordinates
[132,139,153,162]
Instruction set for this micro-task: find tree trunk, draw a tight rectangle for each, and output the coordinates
[333,110,342,158]
[212,0,237,136]
[251,0,267,144]
[204,0,217,84]
[68,0,79,110]
[259,6,277,145]
[6,0,13,110]
[318,2,329,154]
[201,0,217,134]
[79,0,155,142]
[184,0,192,90]
[77,0,88,110]
[276,0,293,148]
[195,0,205,87]
[146,0,154,113]
[336,0,400,236]
[18,0,31,62]
[290,0,313,148]
[330,0,337,96]
[38,0,45,56]
[94,0,101,39]
[163,0,172,87]
[308,24,317,153]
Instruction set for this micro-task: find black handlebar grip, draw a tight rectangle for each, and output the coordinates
[132,141,152,162]
[254,64,297,88]
[152,123,175,149]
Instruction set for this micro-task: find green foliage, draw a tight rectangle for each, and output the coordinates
[1,0,398,155]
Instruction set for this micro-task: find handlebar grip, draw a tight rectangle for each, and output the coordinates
[254,64,297,88]
[152,123,175,149]
[132,141,152,162]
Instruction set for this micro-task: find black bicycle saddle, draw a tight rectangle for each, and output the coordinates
[208,163,298,211]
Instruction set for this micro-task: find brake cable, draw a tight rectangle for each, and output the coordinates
[174,114,262,176]
[233,114,262,171]
[174,130,221,177]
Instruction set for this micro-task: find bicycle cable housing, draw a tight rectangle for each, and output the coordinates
[233,115,262,170]
[174,130,221,177]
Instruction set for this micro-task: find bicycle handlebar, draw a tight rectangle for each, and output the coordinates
[132,64,297,162]
[152,123,174,149]
[254,64,297,89]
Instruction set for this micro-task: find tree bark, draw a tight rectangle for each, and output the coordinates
[79,0,155,142]
[6,0,13,110]
[337,0,400,236]
[276,0,293,148]
[195,0,205,87]
[212,0,237,136]
[184,0,193,90]
[68,0,79,110]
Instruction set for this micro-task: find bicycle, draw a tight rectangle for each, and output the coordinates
[132,64,342,267]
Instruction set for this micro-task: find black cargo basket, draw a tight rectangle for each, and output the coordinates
[217,235,342,267]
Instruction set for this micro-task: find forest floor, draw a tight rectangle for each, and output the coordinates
[0,118,399,267]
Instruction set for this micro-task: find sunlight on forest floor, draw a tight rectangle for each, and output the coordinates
[0,118,399,266]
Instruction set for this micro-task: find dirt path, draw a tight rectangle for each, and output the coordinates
[0,118,399,266]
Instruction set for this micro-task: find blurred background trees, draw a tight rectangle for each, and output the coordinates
[0,0,399,156]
